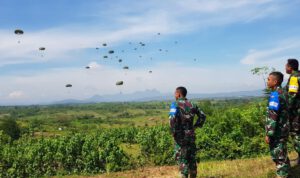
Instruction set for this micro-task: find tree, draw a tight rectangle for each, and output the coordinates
[251,66,275,88]
[0,118,21,140]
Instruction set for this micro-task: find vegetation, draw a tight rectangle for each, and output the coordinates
[0,97,297,177]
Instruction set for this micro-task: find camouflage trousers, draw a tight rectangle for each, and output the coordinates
[174,142,197,178]
[289,107,300,154]
[269,139,290,177]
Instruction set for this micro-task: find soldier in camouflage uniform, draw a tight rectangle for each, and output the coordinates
[285,59,300,164]
[169,86,206,178]
[265,72,290,178]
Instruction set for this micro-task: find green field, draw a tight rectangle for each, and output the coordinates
[0,98,299,177]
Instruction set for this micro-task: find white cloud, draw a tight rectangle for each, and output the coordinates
[8,91,26,99]
[240,40,300,65]
[0,0,292,66]
[0,62,264,105]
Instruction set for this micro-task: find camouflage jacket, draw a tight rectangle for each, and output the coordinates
[169,98,206,144]
[265,87,289,140]
[285,70,300,109]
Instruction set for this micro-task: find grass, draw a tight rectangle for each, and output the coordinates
[52,152,300,178]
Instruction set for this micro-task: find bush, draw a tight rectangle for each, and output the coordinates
[0,117,21,140]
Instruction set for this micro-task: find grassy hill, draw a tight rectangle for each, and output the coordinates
[55,152,300,178]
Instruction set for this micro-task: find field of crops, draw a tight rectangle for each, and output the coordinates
[0,98,291,177]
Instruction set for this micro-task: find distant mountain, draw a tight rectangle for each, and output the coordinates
[54,89,264,104]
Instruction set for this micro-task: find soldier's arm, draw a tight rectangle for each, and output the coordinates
[169,102,178,136]
[265,94,285,137]
[193,105,206,128]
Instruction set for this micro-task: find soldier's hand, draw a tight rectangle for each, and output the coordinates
[265,136,270,144]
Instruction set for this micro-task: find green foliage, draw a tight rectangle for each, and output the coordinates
[0,98,273,177]
[0,117,21,140]
[0,133,131,177]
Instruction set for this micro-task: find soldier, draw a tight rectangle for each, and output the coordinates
[265,72,290,178]
[285,59,300,164]
[169,86,206,178]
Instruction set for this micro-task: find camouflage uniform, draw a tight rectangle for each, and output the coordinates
[285,71,300,158]
[266,87,290,177]
[169,98,206,178]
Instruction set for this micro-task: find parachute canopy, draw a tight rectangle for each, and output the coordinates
[14,29,24,35]
[116,81,123,86]
[102,43,107,46]
[118,59,122,63]
[39,47,46,51]
[149,71,152,73]
[85,66,90,69]
[103,55,108,58]
[108,50,114,54]
[65,84,72,88]
[123,66,129,70]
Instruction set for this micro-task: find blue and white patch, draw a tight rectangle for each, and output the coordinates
[169,102,178,116]
[269,91,280,111]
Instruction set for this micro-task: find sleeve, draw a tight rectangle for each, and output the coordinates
[287,76,300,103]
[169,102,178,136]
[265,92,281,137]
[193,105,206,128]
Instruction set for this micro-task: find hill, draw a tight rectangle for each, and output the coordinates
[55,152,300,178]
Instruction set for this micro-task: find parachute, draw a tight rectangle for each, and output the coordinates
[103,55,108,59]
[14,29,24,35]
[108,50,114,54]
[116,81,124,86]
[39,47,46,51]
[157,33,161,35]
[118,59,122,63]
[149,70,152,74]
[102,43,107,47]
[85,66,90,69]
[123,66,129,70]
[14,29,24,43]
[65,84,72,88]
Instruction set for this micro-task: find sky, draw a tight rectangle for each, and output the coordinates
[0,0,300,105]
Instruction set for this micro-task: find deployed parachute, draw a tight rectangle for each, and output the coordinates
[14,29,24,43]
[39,47,46,57]
[149,70,152,74]
[65,84,72,88]
[116,81,124,86]
[157,33,161,35]
[85,66,90,69]
[123,66,129,70]
[118,59,122,63]
[14,29,24,35]
[103,55,108,58]
[102,43,107,47]
[108,50,114,54]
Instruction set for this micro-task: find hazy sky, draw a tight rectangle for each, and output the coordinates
[0,0,300,105]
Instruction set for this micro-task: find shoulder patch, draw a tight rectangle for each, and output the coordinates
[289,76,299,93]
[269,91,280,111]
[169,102,178,116]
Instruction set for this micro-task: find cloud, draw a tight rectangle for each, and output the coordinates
[0,0,293,67]
[0,62,264,105]
[240,40,300,65]
[8,91,26,99]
